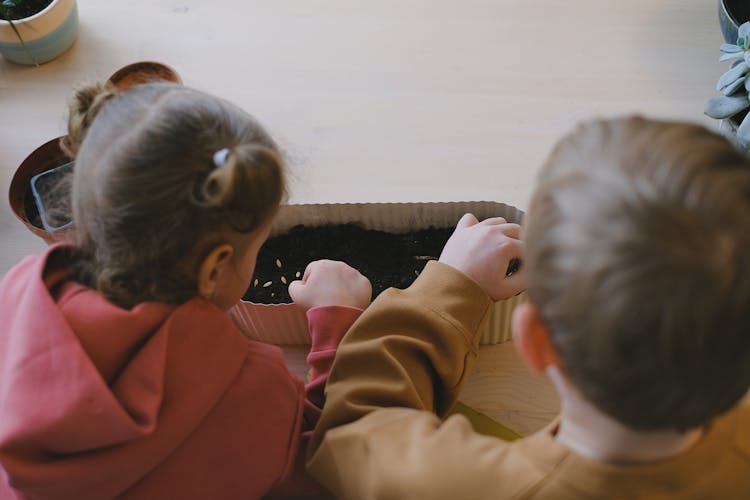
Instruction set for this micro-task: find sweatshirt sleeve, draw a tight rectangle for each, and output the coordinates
[302,305,364,430]
[306,261,496,498]
[267,304,363,498]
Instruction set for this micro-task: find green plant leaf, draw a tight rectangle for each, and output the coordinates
[721,43,742,53]
[717,62,749,92]
[705,94,750,119]
[740,22,750,41]
[721,51,745,62]
[723,76,747,96]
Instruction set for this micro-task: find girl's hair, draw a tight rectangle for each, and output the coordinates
[62,82,286,309]
[525,116,750,431]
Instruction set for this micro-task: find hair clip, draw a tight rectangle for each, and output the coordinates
[213,148,230,168]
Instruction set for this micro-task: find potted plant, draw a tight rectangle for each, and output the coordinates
[0,0,78,65]
[705,21,750,150]
[8,61,182,243]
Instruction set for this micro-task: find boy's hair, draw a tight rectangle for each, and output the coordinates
[61,82,286,309]
[525,116,750,431]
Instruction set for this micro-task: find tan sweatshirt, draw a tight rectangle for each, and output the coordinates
[307,261,750,499]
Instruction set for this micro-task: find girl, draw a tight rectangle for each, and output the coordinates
[0,82,371,499]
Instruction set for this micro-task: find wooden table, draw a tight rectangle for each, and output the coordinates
[0,0,726,433]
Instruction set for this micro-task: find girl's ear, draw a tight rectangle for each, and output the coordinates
[197,243,235,301]
[512,302,560,374]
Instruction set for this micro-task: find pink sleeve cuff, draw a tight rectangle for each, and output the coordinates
[307,305,364,352]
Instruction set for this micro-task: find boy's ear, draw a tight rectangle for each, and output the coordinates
[197,244,235,300]
[512,302,560,374]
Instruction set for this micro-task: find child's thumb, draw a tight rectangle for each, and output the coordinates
[287,280,305,302]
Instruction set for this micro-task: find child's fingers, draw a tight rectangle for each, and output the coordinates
[287,278,306,298]
[477,216,507,226]
[456,213,479,229]
[287,266,311,302]
[494,223,522,240]
[300,262,314,283]
[501,238,525,261]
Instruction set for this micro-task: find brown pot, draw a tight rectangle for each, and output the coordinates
[107,61,182,91]
[8,136,73,244]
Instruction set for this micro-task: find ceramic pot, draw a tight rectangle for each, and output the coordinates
[0,0,78,65]
[719,0,750,44]
[9,136,73,244]
[108,61,182,91]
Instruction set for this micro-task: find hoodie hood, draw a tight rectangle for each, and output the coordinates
[0,246,247,499]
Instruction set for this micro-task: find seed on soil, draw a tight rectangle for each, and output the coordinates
[275,259,282,268]
[253,278,259,287]
[263,281,273,287]
[295,271,301,278]
[281,276,287,285]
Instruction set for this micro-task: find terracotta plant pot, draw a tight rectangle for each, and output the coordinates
[0,0,78,65]
[107,61,182,91]
[9,136,73,244]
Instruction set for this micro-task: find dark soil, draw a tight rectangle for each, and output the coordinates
[726,0,750,24]
[244,224,455,304]
[0,0,54,20]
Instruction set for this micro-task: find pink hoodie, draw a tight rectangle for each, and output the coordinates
[0,246,362,499]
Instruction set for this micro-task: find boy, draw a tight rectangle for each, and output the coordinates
[304,117,750,498]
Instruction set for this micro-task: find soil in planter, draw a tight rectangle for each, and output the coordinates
[244,224,456,304]
[0,0,54,20]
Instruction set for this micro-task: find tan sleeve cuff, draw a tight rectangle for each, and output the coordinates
[405,260,493,348]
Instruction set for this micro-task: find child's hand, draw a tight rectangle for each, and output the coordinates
[439,213,526,300]
[288,260,372,311]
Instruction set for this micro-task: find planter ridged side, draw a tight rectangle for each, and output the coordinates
[0,0,78,65]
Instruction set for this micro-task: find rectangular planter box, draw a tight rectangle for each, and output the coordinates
[228,201,525,345]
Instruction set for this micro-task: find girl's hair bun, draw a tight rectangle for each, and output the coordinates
[60,82,121,158]
[194,143,285,231]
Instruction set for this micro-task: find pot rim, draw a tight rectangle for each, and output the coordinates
[107,61,183,89]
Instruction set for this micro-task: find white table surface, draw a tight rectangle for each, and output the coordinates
[0,0,729,433]
[0,0,726,274]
